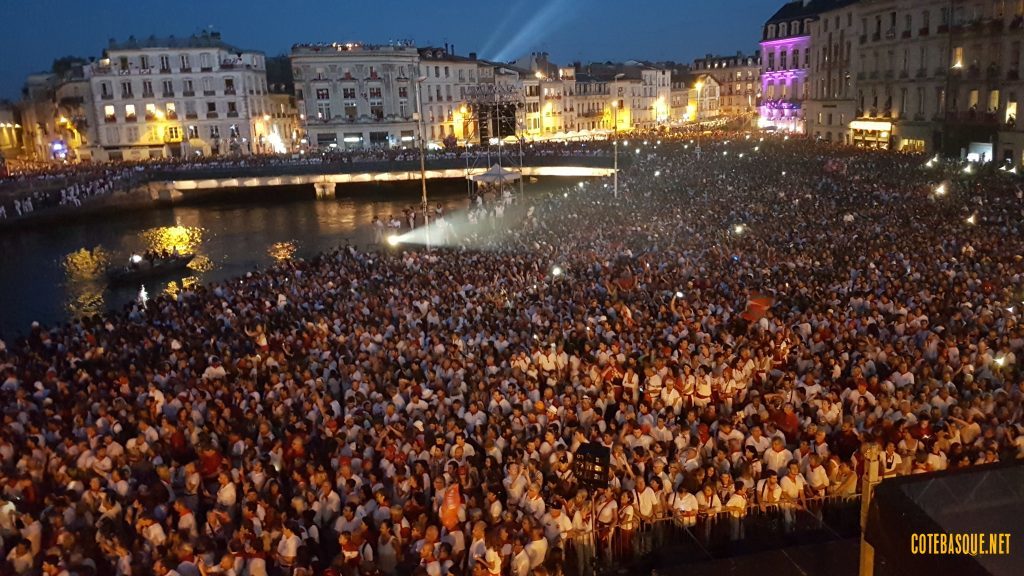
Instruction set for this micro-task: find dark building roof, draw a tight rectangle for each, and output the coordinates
[764,0,859,25]
[106,31,256,54]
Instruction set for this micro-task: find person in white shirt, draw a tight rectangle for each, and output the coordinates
[779,462,808,530]
[724,483,748,541]
[667,485,698,528]
[882,442,903,478]
[763,438,793,476]
[511,537,531,576]
[216,473,237,510]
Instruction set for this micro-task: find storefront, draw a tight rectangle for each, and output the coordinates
[850,120,892,149]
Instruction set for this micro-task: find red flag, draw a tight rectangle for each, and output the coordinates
[741,294,774,322]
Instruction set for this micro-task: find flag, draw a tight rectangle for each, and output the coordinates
[740,294,774,322]
[441,484,461,530]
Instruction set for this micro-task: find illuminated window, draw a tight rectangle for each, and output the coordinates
[953,46,964,67]
[124,104,137,122]
[187,125,199,139]
[316,88,330,100]
[104,105,116,122]
[166,103,177,119]
[145,103,157,120]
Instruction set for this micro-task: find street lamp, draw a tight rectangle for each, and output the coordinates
[414,75,431,249]
[694,79,705,159]
[612,72,625,199]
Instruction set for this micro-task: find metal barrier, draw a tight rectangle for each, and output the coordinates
[563,494,862,576]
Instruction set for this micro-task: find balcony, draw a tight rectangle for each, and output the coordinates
[871,32,881,41]
[224,88,236,95]
[162,91,174,98]
[859,35,867,44]
[185,112,198,119]
[203,90,216,96]
[987,65,1002,79]
[937,24,949,33]
[869,70,879,79]
[916,68,928,78]
[183,90,195,97]
[207,112,219,119]
[227,110,239,118]
[899,70,909,79]
[125,115,137,123]
[160,67,172,74]
[201,66,213,72]
[902,30,912,39]
[967,65,981,79]
[934,67,947,77]
[919,27,930,36]
[885,28,896,40]
[104,116,117,124]
[142,91,155,99]
[884,70,895,79]
[167,112,178,120]
[181,67,192,73]
[144,113,156,122]
[101,93,114,101]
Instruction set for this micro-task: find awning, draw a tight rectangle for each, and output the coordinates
[468,164,522,183]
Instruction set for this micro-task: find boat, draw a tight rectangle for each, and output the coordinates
[107,254,194,285]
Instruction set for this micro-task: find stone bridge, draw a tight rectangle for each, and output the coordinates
[139,156,616,202]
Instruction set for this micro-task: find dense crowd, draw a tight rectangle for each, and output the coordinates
[0,134,1022,576]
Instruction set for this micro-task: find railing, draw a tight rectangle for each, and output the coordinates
[227,111,239,118]
[916,68,927,78]
[162,91,174,98]
[225,88,236,95]
[101,94,114,101]
[919,27,930,36]
[563,494,862,576]
[183,90,195,97]
[203,90,216,96]
[207,112,219,119]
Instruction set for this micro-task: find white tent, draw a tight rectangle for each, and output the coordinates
[469,164,522,183]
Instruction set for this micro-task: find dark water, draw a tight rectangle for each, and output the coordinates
[0,178,574,336]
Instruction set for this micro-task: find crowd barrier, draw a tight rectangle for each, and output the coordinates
[561,493,862,576]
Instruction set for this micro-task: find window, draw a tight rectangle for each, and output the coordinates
[142,80,154,97]
[200,53,212,70]
[343,88,356,99]
[458,69,465,82]
[203,77,214,94]
[230,125,239,138]
[126,126,139,142]
[793,50,800,69]
[121,81,133,98]
[207,102,217,113]
[400,100,409,117]
[124,104,137,122]
[180,54,191,70]
[160,55,171,71]
[954,46,964,67]
[768,52,775,70]
[166,102,177,119]
[140,55,150,69]
[227,102,238,114]
[145,103,158,120]
[767,24,776,39]
[100,82,112,98]
[317,102,332,120]
[185,101,196,117]
[989,89,1000,112]
[162,80,173,96]
[345,102,357,119]
[316,88,330,100]
[369,87,382,98]
[210,125,220,138]
[792,21,800,35]
[444,66,450,78]
[104,105,116,122]
[187,125,199,139]
[183,79,194,94]
[780,22,788,36]
[781,51,788,69]
[105,126,119,142]
[166,126,180,140]
[399,86,408,98]
[225,78,235,93]
[434,66,440,78]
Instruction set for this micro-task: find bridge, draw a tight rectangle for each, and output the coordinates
[138,155,617,201]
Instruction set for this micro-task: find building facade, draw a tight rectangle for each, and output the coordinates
[760,1,821,132]
[291,42,420,150]
[86,32,270,160]
[693,51,762,117]
[805,0,861,145]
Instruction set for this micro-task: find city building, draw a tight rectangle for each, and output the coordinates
[804,0,861,145]
[689,74,723,122]
[692,51,762,118]
[291,42,420,150]
[759,0,822,132]
[0,103,21,158]
[417,46,485,145]
[19,67,97,162]
[795,0,1024,159]
[84,32,271,161]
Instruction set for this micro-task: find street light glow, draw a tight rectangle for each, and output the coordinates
[552,266,563,277]
[387,235,400,246]
[733,224,746,235]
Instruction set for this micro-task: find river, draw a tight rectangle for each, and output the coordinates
[0,177,578,336]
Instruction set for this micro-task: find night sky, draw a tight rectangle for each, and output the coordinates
[0,0,778,100]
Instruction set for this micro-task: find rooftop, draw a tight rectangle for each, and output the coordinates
[291,41,418,55]
[764,0,859,25]
[106,31,257,54]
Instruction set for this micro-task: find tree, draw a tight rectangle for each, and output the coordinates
[51,56,87,77]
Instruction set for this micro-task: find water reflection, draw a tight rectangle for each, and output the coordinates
[268,241,298,262]
[141,225,205,255]
[61,247,111,318]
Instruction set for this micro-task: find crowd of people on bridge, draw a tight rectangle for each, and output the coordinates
[0,142,611,223]
[0,133,1022,576]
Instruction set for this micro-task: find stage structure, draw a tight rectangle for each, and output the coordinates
[462,82,525,198]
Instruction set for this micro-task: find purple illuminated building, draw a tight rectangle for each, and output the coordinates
[759,0,837,133]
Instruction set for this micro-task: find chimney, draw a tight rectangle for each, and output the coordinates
[451,44,455,56]
[469,52,477,60]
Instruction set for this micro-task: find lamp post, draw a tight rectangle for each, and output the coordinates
[612,72,625,200]
[414,75,431,249]
[694,79,704,160]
